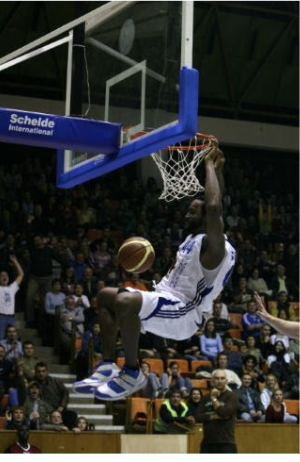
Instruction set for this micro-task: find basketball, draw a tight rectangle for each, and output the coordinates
[118,237,155,274]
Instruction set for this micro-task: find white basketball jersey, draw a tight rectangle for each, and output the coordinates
[155,233,236,318]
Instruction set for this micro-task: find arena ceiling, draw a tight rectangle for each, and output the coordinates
[0,1,298,126]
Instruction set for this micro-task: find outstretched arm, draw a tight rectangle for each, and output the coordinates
[254,292,299,340]
[10,256,24,286]
[200,146,225,270]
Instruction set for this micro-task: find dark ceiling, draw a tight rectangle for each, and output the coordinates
[0,1,299,126]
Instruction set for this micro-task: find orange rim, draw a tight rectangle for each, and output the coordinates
[165,133,214,151]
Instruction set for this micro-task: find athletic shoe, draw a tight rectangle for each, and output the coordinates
[94,365,147,401]
[73,361,120,394]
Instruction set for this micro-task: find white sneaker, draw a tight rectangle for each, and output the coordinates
[94,366,147,401]
[73,361,120,394]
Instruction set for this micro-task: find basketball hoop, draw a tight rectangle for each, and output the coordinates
[151,132,215,202]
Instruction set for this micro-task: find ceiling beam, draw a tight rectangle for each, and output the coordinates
[238,18,297,105]
[210,1,299,19]
[0,2,22,38]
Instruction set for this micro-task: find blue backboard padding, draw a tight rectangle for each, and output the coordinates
[57,66,199,188]
[0,108,121,154]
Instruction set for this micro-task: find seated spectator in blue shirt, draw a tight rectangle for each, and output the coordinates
[200,319,223,364]
[45,279,65,316]
[242,299,264,338]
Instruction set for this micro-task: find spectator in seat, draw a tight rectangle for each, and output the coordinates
[265,389,297,423]
[23,381,52,429]
[34,362,77,430]
[161,361,192,398]
[232,278,254,313]
[240,335,265,369]
[187,387,203,422]
[200,319,223,364]
[235,373,265,422]
[45,278,66,316]
[269,291,297,321]
[80,266,98,298]
[242,300,264,338]
[138,360,162,399]
[72,252,89,282]
[221,336,243,376]
[260,373,279,409]
[267,340,290,383]
[215,353,241,390]
[60,296,85,364]
[3,405,28,430]
[44,278,65,346]
[270,315,290,350]
[41,409,70,432]
[73,282,90,311]
[270,265,298,301]
[210,301,238,335]
[154,388,195,434]
[0,324,23,363]
[213,293,229,320]
[257,250,275,287]
[76,416,91,431]
[89,242,111,275]
[0,255,24,341]
[20,341,39,383]
[247,268,271,298]
[241,355,264,388]
[61,266,75,295]
[256,324,273,360]
[282,361,299,400]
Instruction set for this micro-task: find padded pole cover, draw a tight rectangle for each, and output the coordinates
[0,108,121,154]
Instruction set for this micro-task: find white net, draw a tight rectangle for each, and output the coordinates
[151,133,213,202]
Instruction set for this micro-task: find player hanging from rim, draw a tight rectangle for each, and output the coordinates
[254,292,299,341]
[74,142,236,400]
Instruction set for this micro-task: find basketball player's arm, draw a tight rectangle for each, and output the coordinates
[200,147,225,270]
[254,292,299,340]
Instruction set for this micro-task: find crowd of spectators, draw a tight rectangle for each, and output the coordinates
[0,148,299,431]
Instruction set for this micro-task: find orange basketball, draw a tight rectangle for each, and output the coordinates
[118,237,155,274]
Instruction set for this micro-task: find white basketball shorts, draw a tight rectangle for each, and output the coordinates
[125,288,201,340]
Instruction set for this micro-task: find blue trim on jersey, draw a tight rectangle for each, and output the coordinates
[141,278,213,321]
[141,297,181,322]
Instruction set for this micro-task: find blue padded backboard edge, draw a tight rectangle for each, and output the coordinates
[56,66,199,188]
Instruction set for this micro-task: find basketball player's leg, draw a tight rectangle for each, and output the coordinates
[73,287,120,393]
[94,290,146,400]
[97,287,119,360]
[114,290,143,368]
